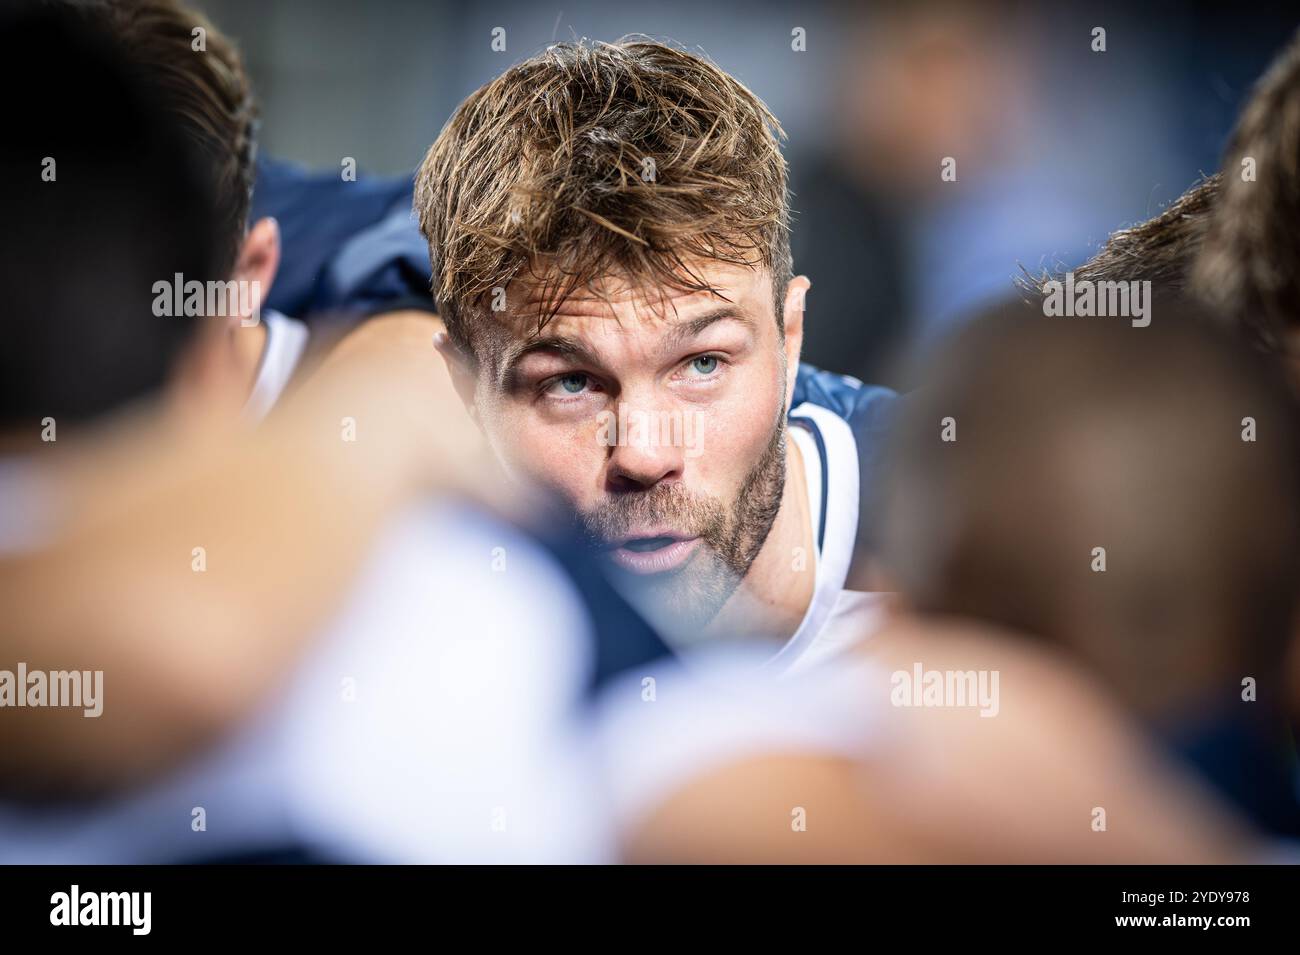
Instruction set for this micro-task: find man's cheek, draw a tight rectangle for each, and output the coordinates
[500,417,603,501]
[714,384,779,451]
[692,396,774,481]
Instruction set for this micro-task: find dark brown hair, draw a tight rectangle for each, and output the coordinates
[2,1,221,425]
[1020,174,1218,297]
[88,0,258,277]
[1193,28,1300,351]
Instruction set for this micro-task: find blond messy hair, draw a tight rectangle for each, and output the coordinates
[414,38,793,362]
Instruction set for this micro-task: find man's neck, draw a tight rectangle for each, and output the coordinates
[703,430,816,645]
[234,319,269,398]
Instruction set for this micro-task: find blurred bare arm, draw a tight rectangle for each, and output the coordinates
[0,312,489,792]
[625,617,1257,864]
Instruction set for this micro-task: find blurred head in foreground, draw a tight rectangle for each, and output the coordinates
[0,0,276,447]
[874,300,1300,835]
[85,0,279,419]
[0,2,221,443]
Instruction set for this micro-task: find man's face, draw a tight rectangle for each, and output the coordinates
[468,261,802,627]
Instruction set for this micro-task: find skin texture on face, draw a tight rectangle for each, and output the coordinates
[448,261,812,636]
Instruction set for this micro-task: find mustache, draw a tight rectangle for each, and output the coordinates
[575,483,728,547]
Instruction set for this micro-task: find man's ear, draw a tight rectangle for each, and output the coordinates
[782,275,811,411]
[231,217,280,326]
[433,330,480,421]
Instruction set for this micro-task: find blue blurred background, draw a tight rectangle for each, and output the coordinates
[196,0,1299,384]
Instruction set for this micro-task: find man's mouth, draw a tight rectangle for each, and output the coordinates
[604,533,701,575]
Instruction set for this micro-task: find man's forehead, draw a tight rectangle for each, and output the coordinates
[501,261,771,337]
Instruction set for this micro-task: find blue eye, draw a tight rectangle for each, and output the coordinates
[690,355,719,375]
[551,373,589,395]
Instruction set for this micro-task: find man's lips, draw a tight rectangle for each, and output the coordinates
[604,534,701,575]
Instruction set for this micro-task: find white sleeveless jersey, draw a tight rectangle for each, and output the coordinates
[771,400,889,675]
[242,309,310,421]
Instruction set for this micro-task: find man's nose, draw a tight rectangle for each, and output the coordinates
[604,402,686,493]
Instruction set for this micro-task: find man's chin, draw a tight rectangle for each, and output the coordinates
[603,546,742,633]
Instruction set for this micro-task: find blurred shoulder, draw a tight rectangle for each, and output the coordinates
[792,362,898,431]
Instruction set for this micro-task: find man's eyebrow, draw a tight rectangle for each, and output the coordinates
[497,335,601,389]
[495,307,752,386]
[664,306,754,348]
